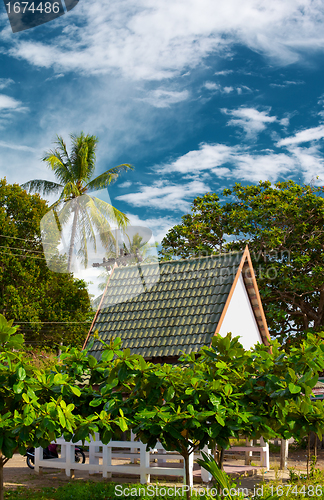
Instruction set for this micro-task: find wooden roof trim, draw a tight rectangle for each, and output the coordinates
[242,247,271,345]
[82,262,119,350]
[213,245,250,338]
[212,245,270,346]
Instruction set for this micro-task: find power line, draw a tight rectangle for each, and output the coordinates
[0,249,47,261]
[0,244,45,255]
[1,306,94,313]
[0,233,57,247]
[15,321,92,324]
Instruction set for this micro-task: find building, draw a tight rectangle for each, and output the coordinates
[84,246,270,362]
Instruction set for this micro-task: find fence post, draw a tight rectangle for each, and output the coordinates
[65,442,75,478]
[34,447,42,474]
[245,438,253,465]
[103,444,112,478]
[140,444,150,484]
[260,437,270,470]
[130,431,138,464]
[89,438,100,474]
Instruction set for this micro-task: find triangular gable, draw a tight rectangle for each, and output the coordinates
[214,246,270,346]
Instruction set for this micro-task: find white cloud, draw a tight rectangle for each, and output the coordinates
[214,70,234,76]
[5,0,324,80]
[270,80,304,88]
[0,94,23,111]
[204,82,234,93]
[116,180,210,211]
[158,143,235,174]
[0,140,36,152]
[286,145,324,183]
[204,82,221,91]
[0,94,28,129]
[222,107,277,137]
[232,151,295,182]
[154,142,298,183]
[118,181,132,188]
[205,84,252,95]
[138,89,189,108]
[279,117,290,127]
[45,73,64,82]
[277,125,324,146]
[125,213,179,244]
[0,78,13,90]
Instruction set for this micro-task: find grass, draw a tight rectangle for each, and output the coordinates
[4,483,191,500]
[257,463,324,500]
[1,479,277,500]
[5,466,324,500]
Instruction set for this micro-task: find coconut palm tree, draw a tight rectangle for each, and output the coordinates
[22,132,133,272]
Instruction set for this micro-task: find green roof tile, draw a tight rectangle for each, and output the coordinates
[86,251,244,359]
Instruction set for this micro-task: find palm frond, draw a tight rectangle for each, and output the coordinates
[91,196,129,228]
[21,179,63,195]
[196,453,236,498]
[54,135,72,166]
[77,219,90,268]
[61,182,81,200]
[43,136,74,184]
[77,199,98,248]
[52,198,75,228]
[82,196,124,253]
[85,164,134,191]
[70,132,98,183]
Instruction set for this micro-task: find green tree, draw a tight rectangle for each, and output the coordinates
[0,178,92,349]
[161,181,324,345]
[0,318,136,500]
[0,316,80,500]
[22,133,133,271]
[160,193,225,261]
[125,335,252,499]
[123,332,324,500]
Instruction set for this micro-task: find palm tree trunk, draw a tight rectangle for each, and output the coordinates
[67,201,79,273]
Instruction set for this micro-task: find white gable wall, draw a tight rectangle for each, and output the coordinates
[218,273,262,350]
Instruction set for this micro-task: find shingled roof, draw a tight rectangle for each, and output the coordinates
[84,246,270,361]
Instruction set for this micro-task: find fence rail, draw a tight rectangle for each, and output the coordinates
[34,436,269,484]
[34,438,194,485]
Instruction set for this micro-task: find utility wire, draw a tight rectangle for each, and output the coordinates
[0,233,57,247]
[15,321,92,324]
[0,244,45,254]
[0,249,47,261]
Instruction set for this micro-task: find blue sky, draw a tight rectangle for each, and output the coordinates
[1,0,324,249]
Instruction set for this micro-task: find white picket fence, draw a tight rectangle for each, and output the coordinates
[227,437,269,469]
[34,437,194,485]
[34,436,269,484]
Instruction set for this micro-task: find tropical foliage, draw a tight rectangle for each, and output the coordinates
[1,314,324,500]
[22,133,133,272]
[80,330,324,500]
[0,178,92,349]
